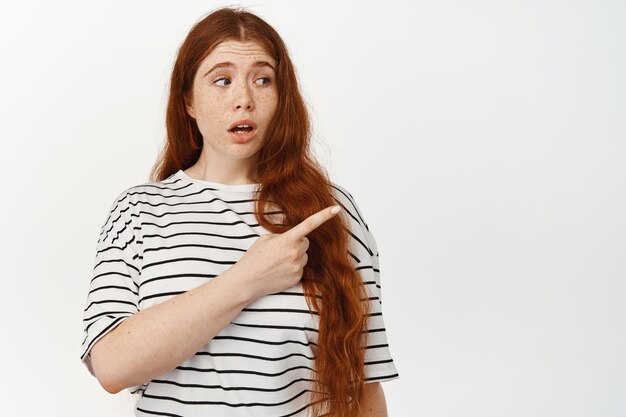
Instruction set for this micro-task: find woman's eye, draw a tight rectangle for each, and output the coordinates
[214,77,231,86]
[255,77,271,86]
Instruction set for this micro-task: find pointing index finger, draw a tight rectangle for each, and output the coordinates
[284,205,342,240]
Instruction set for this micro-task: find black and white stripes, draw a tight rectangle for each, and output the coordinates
[81,170,398,416]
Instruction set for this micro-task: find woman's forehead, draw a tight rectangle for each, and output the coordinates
[203,40,275,67]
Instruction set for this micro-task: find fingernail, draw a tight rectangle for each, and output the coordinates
[330,205,341,215]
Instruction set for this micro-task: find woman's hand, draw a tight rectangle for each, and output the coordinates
[232,205,342,299]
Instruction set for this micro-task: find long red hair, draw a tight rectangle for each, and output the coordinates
[150,7,370,416]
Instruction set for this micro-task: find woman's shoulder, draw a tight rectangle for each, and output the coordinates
[329,181,378,259]
[329,182,359,211]
[102,171,187,214]
[115,171,189,201]
[329,181,370,230]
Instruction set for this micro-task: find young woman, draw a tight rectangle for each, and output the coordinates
[81,7,398,417]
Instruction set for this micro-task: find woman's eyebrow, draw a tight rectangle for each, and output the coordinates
[204,61,276,77]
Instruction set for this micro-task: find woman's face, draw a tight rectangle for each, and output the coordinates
[185,40,279,166]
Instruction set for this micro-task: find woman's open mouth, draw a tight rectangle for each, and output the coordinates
[228,119,258,144]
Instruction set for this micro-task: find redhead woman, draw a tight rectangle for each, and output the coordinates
[80,7,398,417]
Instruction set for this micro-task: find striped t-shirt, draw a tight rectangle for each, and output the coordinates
[81,169,399,417]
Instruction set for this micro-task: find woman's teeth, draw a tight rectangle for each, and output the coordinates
[232,125,253,133]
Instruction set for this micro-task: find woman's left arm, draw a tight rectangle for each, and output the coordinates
[359,382,389,417]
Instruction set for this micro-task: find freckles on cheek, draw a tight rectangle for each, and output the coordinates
[258,91,278,108]
[197,104,221,123]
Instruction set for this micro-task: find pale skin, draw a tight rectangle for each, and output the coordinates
[184,40,278,184]
[89,40,388,416]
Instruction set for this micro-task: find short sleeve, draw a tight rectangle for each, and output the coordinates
[331,184,400,383]
[80,190,141,376]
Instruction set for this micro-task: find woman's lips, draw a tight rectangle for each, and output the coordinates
[227,118,258,144]
[229,128,257,144]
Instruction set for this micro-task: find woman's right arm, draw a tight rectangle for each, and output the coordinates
[89,205,340,393]
[90,263,256,393]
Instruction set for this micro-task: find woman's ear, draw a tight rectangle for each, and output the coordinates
[184,93,196,119]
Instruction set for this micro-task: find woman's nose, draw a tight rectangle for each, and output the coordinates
[233,82,254,110]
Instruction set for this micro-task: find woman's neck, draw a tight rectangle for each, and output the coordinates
[184,157,258,185]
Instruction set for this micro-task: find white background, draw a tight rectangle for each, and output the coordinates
[1,0,624,416]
